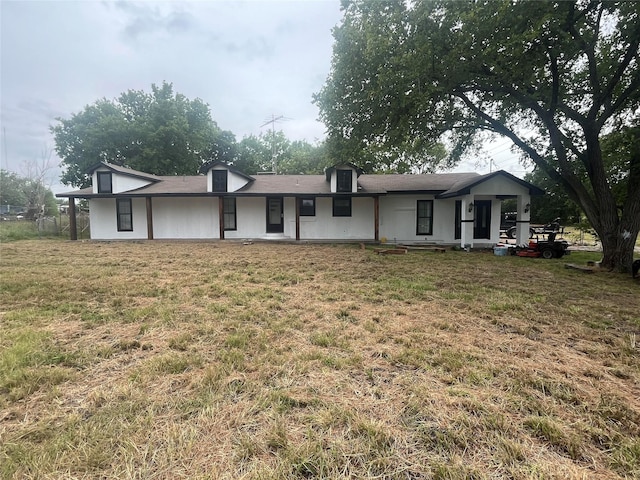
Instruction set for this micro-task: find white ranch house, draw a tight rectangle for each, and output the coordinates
[57,161,543,247]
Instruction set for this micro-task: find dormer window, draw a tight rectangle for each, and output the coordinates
[336,170,352,192]
[212,170,228,192]
[97,172,112,193]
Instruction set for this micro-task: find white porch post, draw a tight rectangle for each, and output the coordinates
[460,195,475,249]
[515,194,531,244]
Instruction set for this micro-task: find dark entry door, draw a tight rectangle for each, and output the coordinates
[473,200,491,239]
[454,200,462,240]
[266,197,284,233]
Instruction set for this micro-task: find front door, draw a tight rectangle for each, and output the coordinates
[473,200,491,239]
[266,197,284,233]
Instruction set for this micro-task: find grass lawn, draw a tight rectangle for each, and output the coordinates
[1,240,638,479]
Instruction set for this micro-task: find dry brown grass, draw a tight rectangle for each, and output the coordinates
[1,240,639,479]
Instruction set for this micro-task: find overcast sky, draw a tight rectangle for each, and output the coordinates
[1,0,345,192]
[1,0,525,194]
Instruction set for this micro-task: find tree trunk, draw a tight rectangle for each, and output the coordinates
[581,136,639,273]
[597,218,639,274]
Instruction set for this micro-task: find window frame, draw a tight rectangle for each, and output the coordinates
[212,170,228,193]
[416,199,434,235]
[336,170,352,193]
[223,197,237,231]
[332,196,352,217]
[97,171,112,193]
[116,198,133,232]
[299,197,316,216]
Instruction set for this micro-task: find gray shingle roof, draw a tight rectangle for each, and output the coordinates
[57,169,542,198]
[358,173,480,193]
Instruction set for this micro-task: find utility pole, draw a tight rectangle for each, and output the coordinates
[260,114,289,174]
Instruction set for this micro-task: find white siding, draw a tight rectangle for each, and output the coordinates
[89,198,148,240]
[228,171,251,192]
[283,197,296,238]
[224,197,266,239]
[378,195,507,246]
[92,169,153,194]
[379,195,456,244]
[152,197,217,239]
[489,199,503,245]
[298,197,374,240]
[470,176,529,196]
[85,179,524,244]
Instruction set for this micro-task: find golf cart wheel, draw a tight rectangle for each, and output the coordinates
[541,248,555,259]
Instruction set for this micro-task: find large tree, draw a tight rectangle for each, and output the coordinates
[526,124,638,225]
[52,82,221,188]
[315,0,640,272]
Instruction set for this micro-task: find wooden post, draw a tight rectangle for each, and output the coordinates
[218,196,225,239]
[374,196,379,241]
[68,197,77,241]
[146,197,153,240]
[295,197,300,241]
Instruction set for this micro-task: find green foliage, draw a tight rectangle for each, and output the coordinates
[205,129,238,165]
[601,124,639,207]
[232,132,330,175]
[317,0,640,271]
[0,170,28,208]
[526,125,638,225]
[52,82,221,188]
[52,81,333,188]
[525,168,582,225]
[0,170,57,216]
[279,139,332,175]
[232,134,271,175]
[0,221,39,242]
[42,190,57,216]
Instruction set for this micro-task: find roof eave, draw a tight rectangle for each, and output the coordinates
[436,170,545,198]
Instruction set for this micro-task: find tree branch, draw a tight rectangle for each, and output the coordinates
[599,69,640,129]
[597,26,640,127]
[455,92,598,218]
[566,2,601,111]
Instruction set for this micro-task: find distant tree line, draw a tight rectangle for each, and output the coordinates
[0,169,57,217]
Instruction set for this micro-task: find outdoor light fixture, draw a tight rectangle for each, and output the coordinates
[468,202,474,212]
[524,203,531,213]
